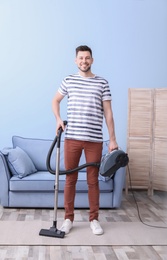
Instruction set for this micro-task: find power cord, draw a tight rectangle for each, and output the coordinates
[127,164,167,229]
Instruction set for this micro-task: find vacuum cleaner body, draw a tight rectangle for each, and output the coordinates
[99,149,129,178]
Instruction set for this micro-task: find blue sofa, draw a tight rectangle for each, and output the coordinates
[0,136,126,208]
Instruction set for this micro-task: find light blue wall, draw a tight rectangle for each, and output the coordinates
[0,0,167,150]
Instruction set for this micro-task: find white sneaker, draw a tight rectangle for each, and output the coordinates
[60,219,73,234]
[90,220,103,235]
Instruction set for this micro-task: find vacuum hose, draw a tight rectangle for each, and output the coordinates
[46,121,100,175]
[46,121,129,177]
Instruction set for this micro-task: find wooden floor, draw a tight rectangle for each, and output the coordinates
[0,190,167,260]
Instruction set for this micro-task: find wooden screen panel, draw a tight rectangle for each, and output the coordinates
[154,88,167,138]
[126,139,152,193]
[128,89,153,138]
[153,139,167,191]
[127,88,167,194]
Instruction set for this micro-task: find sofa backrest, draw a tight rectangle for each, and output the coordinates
[12,136,109,171]
[12,136,59,171]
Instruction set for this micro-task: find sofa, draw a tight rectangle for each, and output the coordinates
[0,136,126,208]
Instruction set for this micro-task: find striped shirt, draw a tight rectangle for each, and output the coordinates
[58,73,112,142]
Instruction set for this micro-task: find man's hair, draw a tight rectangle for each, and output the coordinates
[76,45,92,57]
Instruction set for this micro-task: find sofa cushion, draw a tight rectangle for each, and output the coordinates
[1,147,37,178]
[9,171,113,192]
[12,136,62,171]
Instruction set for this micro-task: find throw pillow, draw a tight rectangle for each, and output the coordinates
[1,146,37,178]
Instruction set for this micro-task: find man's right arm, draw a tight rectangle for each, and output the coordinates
[52,92,65,133]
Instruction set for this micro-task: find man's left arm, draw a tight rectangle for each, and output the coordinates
[103,100,118,152]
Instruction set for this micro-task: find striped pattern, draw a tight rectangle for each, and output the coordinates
[58,74,112,142]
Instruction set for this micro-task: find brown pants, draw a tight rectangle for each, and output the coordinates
[64,139,103,222]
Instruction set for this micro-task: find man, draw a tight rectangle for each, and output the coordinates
[52,45,118,235]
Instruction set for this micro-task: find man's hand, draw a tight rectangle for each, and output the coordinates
[108,140,118,152]
[56,119,66,136]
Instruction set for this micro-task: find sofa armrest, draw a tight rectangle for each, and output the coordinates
[112,167,126,208]
[0,152,11,206]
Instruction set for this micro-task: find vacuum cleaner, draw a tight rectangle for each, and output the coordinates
[39,121,129,238]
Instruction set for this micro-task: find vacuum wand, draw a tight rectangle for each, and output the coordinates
[39,121,67,238]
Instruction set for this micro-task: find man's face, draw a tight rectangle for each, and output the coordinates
[75,51,93,73]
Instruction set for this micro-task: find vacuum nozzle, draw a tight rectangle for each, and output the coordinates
[39,221,65,238]
[39,228,65,238]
